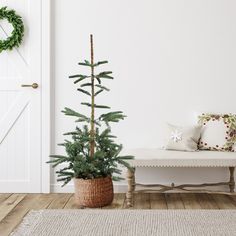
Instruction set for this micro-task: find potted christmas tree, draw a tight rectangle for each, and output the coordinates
[48,35,133,208]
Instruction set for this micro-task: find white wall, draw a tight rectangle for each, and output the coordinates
[51,0,236,192]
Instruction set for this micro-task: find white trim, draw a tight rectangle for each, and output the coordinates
[51,183,128,193]
[50,182,229,193]
[41,0,51,193]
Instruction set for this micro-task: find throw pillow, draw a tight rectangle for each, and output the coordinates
[198,113,236,152]
[164,123,202,152]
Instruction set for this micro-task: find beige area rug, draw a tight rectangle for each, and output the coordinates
[12,209,236,236]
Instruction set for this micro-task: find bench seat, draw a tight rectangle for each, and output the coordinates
[126,149,236,167]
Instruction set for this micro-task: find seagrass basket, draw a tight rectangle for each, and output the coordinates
[74,176,114,208]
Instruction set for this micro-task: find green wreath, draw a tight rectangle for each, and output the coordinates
[0,6,24,53]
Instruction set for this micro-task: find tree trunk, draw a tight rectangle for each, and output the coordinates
[90,34,95,158]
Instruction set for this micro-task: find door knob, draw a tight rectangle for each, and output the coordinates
[21,83,39,89]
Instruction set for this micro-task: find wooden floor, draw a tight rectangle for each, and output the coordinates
[0,193,236,235]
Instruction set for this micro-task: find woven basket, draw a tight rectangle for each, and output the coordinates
[74,176,114,208]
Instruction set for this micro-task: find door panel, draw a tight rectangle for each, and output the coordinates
[0,1,41,192]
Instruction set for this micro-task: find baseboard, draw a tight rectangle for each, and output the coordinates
[51,183,127,193]
[50,182,229,193]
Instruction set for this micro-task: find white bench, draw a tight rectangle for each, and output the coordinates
[125,149,236,207]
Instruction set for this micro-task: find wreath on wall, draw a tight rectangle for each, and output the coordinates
[198,113,236,151]
[0,6,24,53]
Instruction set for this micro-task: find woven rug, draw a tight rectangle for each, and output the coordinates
[12,209,236,236]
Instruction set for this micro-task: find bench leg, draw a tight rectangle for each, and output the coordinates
[126,168,135,207]
[229,167,235,193]
[132,168,136,192]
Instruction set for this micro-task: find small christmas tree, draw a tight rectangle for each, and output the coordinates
[48,35,133,186]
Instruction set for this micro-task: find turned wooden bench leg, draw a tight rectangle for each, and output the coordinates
[229,167,235,193]
[132,168,136,192]
[126,168,135,207]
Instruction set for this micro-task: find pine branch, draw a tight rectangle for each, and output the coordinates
[94,89,104,96]
[95,84,110,91]
[81,83,92,87]
[77,88,91,96]
[93,61,108,67]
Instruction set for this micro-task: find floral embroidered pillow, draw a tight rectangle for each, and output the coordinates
[198,113,236,152]
[164,124,202,152]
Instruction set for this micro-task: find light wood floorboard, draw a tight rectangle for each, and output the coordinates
[0,194,26,222]
[64,194,83,209]
[212,194,236,209]
[150,193,167,209]
[1,193,236,235]
[102,193,125,209]
[0,194,12,204]
[195,193,219,209]
[47,193,72,209]
[180,193,202,209]
[165,193,185,209]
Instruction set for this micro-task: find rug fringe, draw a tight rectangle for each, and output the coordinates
[10,210,43,236]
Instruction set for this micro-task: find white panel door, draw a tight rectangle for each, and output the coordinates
[0,1,42,192]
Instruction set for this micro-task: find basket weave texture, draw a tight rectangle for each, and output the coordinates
[74,176,114,208]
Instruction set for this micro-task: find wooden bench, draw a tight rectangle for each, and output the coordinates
[125,149,236,207]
